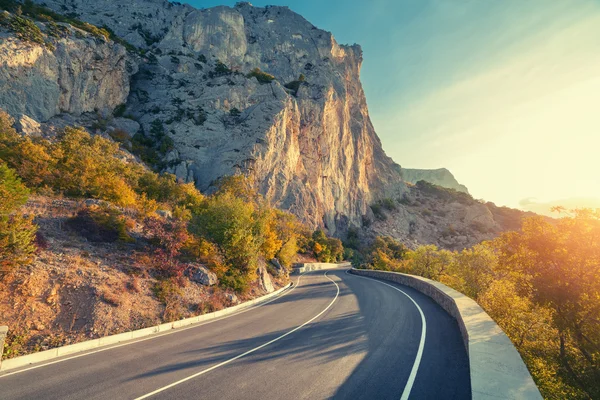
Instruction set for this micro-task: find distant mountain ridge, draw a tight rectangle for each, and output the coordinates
[401,168,469,194]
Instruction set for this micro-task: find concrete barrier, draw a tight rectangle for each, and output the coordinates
[293,262,351,274]
[0,326,7,370]
[0,283,292,372]
[350,268,542,400]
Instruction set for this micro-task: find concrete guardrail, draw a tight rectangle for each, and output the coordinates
[293,262,351,274]
[350,268,542,400]
[0,283,292,372]
[0,325,7,370]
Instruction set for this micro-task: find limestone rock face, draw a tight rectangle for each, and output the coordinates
[0,24,136,122]
[401,168,469,194]
[29,0,405,235]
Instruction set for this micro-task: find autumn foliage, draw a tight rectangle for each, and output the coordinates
[360,211,600,399]
[0,110,310,292]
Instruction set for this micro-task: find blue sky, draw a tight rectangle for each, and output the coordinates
[184,0,600,210]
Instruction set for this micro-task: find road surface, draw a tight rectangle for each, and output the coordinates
[0,269,471,399]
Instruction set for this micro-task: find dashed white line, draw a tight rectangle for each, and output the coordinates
[345,269,426,400]
[134,271,341,399]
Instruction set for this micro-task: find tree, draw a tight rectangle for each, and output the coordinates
[405,245,453,280]
[494,212,600,397]
[0,164,37,275]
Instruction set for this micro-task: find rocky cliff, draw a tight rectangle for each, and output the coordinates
[11,0,404,234]
[0,0,530,249]
[0,13,135,123]
[401,168,469,194]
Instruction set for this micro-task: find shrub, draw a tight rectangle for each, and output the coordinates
[246,67,275,83]
[370,202,385,221]
[113,104,126,118]
[284,74,305,95]
[0,163,37,275]
[108,128,129,143]
[311,229,344,262]
[211,60,231,77]
[229,108,241,117]
[380,198,396,211]
[194,106,207,126]
[144,216,189,278]
[4,14,47,48]
[67,206,134,243]
[152,277,184,321]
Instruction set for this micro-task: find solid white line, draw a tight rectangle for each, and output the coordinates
[0,274,308,379]
[345,269,426,400]
[134,271,341,400]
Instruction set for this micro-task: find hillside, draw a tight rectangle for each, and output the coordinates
[0,0,531,248]
[400,167,469,193]
[364,181,534,250]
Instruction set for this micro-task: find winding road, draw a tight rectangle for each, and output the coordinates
[0,269,471,399]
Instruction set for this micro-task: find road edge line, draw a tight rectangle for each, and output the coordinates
[0,275,304,376]
[134,271,341,400]
[345,268,426,400]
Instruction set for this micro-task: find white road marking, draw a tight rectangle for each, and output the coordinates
[134,271,341,400]
[345,269,427,400]
[0,273,308,378]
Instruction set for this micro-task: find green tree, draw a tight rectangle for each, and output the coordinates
[0,164,37,275]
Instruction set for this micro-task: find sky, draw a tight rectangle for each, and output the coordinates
[185,0,600,210]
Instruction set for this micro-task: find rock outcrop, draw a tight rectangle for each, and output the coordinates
[0,17,136,122]
[186,263,218,286]
[401,168,469,194]
[0,1,530,251]
[365,183,533,250]
[25,0,405,235]
[257,260,274,293]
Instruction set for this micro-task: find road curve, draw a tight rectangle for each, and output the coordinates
[0,269,470,399]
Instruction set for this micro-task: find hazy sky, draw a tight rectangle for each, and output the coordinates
[186,0,600,209]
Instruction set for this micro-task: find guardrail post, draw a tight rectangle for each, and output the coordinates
[0,326,7,370]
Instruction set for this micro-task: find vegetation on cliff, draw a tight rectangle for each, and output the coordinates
[0,108,348,358]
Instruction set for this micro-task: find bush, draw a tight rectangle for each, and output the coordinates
[3,14,47,48]
[246,67,275,83]
[0,163,37,275]
[67,206,134,243]
[211,60,231,77]
[311,229,344,262]
[144,216,189,278]
[152,278,183,321]
[108,128,129,143]
[113,104,126,118]
[284,74,305,95]
[370,202,385,221]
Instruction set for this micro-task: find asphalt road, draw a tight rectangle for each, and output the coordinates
[0,269,471,399]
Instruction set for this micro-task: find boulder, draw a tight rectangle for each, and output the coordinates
[15,114,42,137]
[156,209,173,219]
[109,118,140,138]
[257,259,274,293]
[225,293,239,304]
[186,263,217,286]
